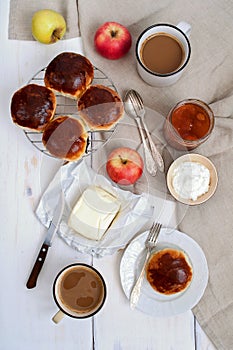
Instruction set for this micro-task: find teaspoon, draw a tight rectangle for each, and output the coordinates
[124,90,157,176]
[125,89,164,172]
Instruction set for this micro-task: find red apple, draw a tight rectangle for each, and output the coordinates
[94,22,132,60]
[106,147,143,185]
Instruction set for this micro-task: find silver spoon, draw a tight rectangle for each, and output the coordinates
[124,90,157,176]
[126,90,164,172]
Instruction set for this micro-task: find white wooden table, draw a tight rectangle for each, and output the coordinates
[0,1,215,349]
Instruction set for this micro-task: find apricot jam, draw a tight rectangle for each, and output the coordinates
[163,99,214,150]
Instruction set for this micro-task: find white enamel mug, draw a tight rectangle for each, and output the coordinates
[135,22,191,87]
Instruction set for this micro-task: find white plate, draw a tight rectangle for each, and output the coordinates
[120,227,208,317]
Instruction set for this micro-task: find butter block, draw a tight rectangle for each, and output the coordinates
[68,186,121,241]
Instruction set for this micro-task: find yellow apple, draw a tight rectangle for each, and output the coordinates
[31,9,66,44]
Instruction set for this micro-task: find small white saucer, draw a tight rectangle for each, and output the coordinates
[167,153,218,205]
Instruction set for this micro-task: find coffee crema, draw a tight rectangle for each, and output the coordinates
[57,265,105,315]
[146,248,193,295]
[140,33,184,75]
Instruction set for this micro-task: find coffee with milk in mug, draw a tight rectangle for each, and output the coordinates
[140,33,185,75]
[135,22,191,87]
[52,263,106,322]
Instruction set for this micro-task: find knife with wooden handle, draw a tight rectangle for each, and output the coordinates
[26,192,65,289]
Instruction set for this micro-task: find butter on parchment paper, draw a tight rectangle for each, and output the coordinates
[68,186,121,241]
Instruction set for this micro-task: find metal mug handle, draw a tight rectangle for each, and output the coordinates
[177,21,191,37]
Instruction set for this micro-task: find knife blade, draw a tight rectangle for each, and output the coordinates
[26,191,65,289]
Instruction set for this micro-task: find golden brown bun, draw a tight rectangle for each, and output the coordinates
[42,116,88,161]
[77,84,124,130]
[10,84,56,132]
[44,52,94,99]
[146,248,193,295]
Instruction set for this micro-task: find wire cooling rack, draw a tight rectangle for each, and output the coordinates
[24,66,117,159]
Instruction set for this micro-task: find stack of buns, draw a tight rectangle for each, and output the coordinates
[10,52,124,162]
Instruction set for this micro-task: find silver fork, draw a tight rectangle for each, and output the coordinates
[129,90,164,172]
[130,222,162,310]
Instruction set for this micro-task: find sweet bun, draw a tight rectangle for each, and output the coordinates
[77,84,124,130]
[10,84,56,132]
[44,52,94,99]
[42,116,88,161]
[146,248,193,295]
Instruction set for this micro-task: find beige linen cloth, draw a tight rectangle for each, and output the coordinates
[78,1,233,350]
[8,0,79,40]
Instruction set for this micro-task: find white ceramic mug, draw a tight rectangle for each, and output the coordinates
[52,263,107,323]
[135,22,191,87]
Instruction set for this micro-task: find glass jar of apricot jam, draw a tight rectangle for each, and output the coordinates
[163,99,214,150]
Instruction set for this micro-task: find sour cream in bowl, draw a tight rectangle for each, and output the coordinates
[167,154,218,205]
